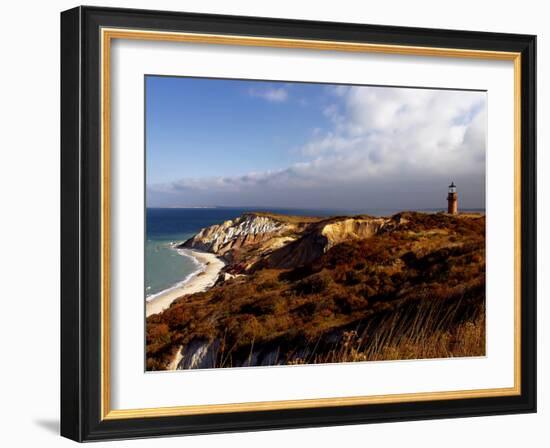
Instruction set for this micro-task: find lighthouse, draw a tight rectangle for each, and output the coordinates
[447,182,458,215]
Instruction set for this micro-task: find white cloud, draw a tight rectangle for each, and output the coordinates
[301,86,486,180]
[148,86,486,210]
[248,86,288,103]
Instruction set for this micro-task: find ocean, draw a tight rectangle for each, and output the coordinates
[145,206,484,300]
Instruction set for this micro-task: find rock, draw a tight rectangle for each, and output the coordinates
[177,338,220,370]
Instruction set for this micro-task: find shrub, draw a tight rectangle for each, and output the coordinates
[294,271,333,295]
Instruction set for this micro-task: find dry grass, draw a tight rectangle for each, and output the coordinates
[146,212,486,370]
[291,300,485,365]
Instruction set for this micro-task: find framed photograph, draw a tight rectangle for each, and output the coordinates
[60,6,536,441]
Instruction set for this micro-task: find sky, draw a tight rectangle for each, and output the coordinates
[146,76,486,211]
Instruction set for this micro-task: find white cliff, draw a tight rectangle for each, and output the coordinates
[181,213,288,256]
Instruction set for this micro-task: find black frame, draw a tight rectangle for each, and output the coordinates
[61,6,536,442]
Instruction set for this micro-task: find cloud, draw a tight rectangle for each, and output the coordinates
[305,87,486,173]
[148,86,486,210]
[248,86,289,103]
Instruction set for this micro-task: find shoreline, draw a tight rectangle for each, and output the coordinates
[146,248,225,318]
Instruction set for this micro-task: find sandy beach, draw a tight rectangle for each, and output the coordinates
[146,249,225,317]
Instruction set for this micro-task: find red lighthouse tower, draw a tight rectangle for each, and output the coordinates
[447,182,458,215]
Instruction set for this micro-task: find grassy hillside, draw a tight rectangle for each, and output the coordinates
[146,212,485,370]
[246,211,325,224]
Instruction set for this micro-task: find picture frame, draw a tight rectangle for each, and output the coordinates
[60,6,536,442]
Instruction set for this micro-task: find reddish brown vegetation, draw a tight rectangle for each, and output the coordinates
[146,212,485,370]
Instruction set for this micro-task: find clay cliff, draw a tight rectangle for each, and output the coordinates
[180,212,391,270]
[180,213,297,257]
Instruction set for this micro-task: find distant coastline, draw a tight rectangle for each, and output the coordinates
[147,206,486,214]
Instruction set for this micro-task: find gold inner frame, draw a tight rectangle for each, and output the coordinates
[100,28,522,420]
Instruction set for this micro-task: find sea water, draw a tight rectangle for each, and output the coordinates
[146,208,264,299]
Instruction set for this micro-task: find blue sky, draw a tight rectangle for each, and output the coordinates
[146,76,486,210]
[146,77,334,183]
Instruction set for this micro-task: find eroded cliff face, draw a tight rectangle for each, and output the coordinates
[181,212,392,270]
[180,213,294,258]
[259,217,389,269]
[321,218,387,250]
